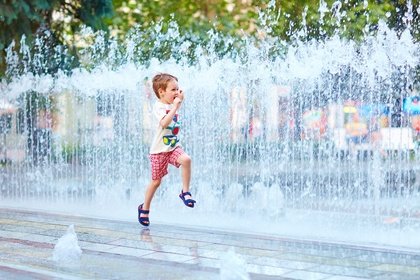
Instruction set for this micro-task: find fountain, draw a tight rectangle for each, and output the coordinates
[1,1,419,249]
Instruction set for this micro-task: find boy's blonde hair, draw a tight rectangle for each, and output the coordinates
[152,73,178,99]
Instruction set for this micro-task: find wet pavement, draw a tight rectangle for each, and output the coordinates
[0,207,419,279]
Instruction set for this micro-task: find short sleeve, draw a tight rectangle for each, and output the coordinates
[153,102,166,121]
[153,102,168,125]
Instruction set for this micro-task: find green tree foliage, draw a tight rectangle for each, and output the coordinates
[0,0,113,75]
[0,0,418,75]
[103,0,260,65]
[107,0,418,42]
[96,0,417,68]
[107,0,257,38]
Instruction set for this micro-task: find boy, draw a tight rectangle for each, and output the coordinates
[138,73,196,226]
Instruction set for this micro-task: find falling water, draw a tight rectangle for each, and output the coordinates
[1,2,420,248]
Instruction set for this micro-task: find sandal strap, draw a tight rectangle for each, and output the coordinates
[139,216,149,226]
[139,204,150,214]
[179,191,196,208]
[181,191,191,197]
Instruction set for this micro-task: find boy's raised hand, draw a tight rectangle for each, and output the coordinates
[178,90,184,100]
[173,90,184,106]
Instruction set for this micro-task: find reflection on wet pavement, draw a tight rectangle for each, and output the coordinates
[0,208,419,279]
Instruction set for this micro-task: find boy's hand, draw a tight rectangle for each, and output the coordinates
[173,97,182,106]
[173,90,184,106]
[177,90,184,101]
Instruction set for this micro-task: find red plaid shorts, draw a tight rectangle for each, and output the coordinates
[149,147,185,180]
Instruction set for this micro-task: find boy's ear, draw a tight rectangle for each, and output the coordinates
[158,88,164,97]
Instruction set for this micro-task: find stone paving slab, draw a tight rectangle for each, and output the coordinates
[0,207,419,280]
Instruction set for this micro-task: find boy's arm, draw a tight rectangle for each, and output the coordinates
[159,98,182,128]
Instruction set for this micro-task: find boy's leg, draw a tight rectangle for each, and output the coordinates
[139,179,161,224]
[143,179,161,210]
[143,152,168,212]
[177,153,192,197]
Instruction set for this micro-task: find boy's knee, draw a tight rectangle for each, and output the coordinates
[180,154,191,166]
[151,179,161,188]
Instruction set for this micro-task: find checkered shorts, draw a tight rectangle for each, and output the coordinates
[149,147,185,180]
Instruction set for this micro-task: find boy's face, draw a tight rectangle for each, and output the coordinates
[159,79,180,104]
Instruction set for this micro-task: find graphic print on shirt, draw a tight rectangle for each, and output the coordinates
[163,110,180,147]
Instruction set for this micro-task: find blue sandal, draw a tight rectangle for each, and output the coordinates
[179,191,196,208]
[138,204,150,226]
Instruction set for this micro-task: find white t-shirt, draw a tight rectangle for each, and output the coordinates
[149,101,181,154]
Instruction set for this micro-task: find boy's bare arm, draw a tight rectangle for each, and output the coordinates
[159,90,184,128]
[159,97,183,128]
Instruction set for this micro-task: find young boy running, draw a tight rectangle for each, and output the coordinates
[138,73,196,226]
